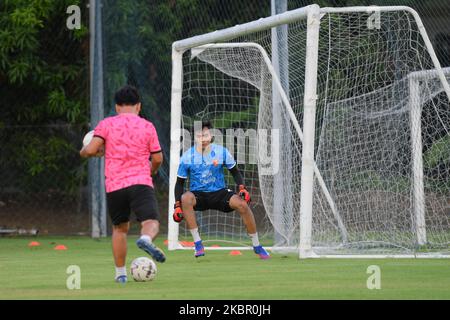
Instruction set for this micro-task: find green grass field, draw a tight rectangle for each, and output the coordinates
[0,236,449,300]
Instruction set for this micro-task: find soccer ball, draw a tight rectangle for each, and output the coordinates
[82,130,94,147]
[130,257,157,282]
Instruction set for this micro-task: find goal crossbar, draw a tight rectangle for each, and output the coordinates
[172,5,450,102]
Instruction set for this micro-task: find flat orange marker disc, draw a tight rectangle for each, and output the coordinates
[28,241,41,247]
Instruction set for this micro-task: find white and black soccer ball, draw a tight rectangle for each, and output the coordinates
[130,257,157,282]
[82,130,94,147]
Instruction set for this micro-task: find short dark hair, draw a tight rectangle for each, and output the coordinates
[114,85,140,106]
[201,120,213,131]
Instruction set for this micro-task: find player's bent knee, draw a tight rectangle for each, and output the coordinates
[231,196,248,212]
[238,201,249,212]
[181,192,196,207]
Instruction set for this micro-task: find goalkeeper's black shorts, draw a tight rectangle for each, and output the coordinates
[192,188,236,213]
[107,184,160,225]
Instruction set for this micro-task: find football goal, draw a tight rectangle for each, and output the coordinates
[169,4,450,258]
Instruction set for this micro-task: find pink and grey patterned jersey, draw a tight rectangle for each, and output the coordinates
[94,113,161,193]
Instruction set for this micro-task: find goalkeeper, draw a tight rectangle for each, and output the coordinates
[173,121,270,259]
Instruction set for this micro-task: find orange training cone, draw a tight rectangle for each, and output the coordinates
[54,244,67,251]
[180,241,195,247]
[229,250,242,256]
[28,241,41,247]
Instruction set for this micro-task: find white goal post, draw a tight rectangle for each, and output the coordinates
[169,4,450,258]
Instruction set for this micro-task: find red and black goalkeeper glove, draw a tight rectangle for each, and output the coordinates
[173,201,184,223]
[239,185,251,204]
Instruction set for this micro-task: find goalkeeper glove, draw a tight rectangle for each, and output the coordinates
[238,185,251,204]
[173,201,184,223]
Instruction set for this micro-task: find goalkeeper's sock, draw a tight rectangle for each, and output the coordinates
[115,266,127,279]
[139,234,152,243]
[249,233,260,247]
[190,228,201,243]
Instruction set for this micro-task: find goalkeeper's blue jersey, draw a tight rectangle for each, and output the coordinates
[177,144,236,192]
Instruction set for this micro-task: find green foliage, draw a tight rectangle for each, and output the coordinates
[102,0,269,182]
[182,104,259,129]
[4,0,446,199]
[1,237,450,299]
[212,105,259,129]
[345,171,411,193]
[423,135,450,169]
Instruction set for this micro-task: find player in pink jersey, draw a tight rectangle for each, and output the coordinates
[80,85,166,283]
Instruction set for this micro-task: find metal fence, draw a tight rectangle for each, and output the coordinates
[0,125,90,235]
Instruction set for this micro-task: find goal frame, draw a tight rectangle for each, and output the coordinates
[169,4,450,258]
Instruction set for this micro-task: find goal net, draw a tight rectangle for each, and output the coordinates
[169,5,450,257]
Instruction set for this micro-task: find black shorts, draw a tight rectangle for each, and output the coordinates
[106,185,160,225]
[192,188,236,213]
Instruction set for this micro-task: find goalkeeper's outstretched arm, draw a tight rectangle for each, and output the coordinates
[174,177,186,202]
